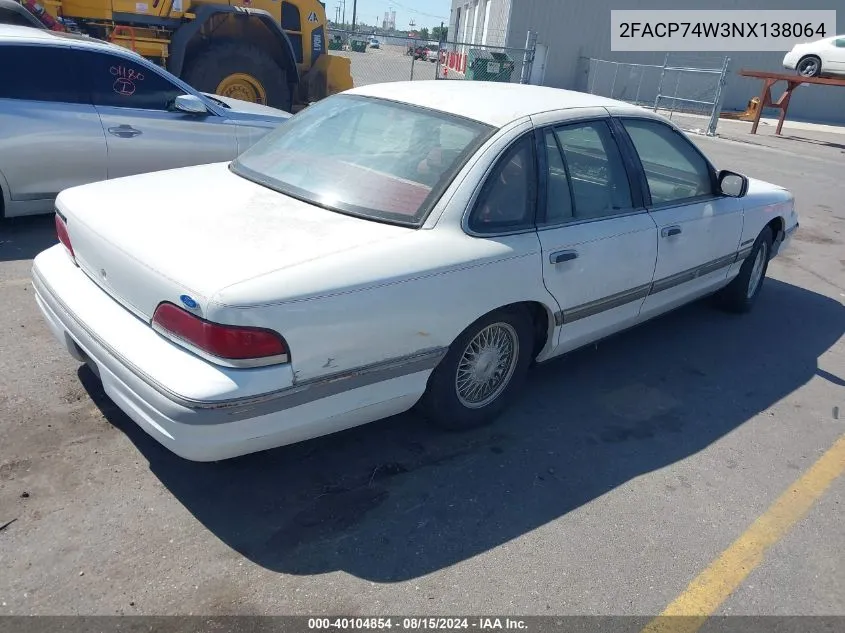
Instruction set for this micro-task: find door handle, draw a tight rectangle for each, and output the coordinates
[549,250,578,264]
[107,125,142,138]
[661,226,682,238]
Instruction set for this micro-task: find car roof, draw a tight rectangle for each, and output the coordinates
[347,81,637,127]
[0,23,133,53]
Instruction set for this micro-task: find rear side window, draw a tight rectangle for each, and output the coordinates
[81,50,185,111]
[468,135,537,233]
[0,44,86,103]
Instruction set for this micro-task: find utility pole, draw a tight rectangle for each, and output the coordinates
[342,0,346,30]
[351,0,357,33]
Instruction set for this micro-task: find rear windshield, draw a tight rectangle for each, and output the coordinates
[231,94,494,227]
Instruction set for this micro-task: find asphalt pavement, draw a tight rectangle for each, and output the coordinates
[332,45,441,86]
[0,115,843,618]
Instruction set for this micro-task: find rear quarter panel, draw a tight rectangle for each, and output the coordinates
[207,117,561,384]
[208,227,556,384]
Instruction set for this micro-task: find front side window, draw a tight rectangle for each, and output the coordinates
[834,37,845,48]
[0,45,86,103]
[468,135,537,234]
[232,95,493,226]
[83,50,185,111]
[551,120,633,220]
[622,118,713,206]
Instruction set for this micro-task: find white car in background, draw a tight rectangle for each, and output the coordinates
[33,81,798,462]
[782,35,845,77]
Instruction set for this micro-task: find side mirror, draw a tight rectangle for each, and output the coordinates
[174,94,208,115]
[718,170,748,197]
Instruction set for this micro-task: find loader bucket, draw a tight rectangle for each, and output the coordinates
[323,54,354,94]
[295,54,353,111]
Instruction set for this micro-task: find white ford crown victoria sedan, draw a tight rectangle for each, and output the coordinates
[32,81,799,462]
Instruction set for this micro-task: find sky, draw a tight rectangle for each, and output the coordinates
[328,0,453,30]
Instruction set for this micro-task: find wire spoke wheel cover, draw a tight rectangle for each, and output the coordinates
[455,322,519,409]
[747,240,768,299]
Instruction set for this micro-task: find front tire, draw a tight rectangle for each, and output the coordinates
[796,55,822,77]
[717,226,773,313]
[419,307,534,431]
[182,40,292,111]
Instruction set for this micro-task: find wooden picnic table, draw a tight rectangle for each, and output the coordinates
[738,70,845,135]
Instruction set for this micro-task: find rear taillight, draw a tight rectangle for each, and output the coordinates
[55,212,75,261]
[152,302,289,367]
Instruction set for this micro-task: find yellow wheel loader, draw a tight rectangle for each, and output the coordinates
[6,0,353,111]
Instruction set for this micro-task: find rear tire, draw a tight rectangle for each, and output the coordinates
[419,307,534,432]
[182,40,292,111]
[717,226,773,313]
[796,55,822,77]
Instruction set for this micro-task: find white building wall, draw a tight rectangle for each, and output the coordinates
[481,0,492,45]
[451,0,510,48]
[470,1,480,44]
[452,0,845,124]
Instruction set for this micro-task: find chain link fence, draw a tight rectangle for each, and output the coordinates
[586,53,730,136]
[327,28,536,87]
[435,36,536,85]
[327,29,439,86]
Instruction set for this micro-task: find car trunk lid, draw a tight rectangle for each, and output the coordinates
[57,162,411,321]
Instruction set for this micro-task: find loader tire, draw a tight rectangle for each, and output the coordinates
[182,40,292,111]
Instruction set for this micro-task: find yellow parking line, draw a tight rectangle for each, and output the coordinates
[642,433,845,633]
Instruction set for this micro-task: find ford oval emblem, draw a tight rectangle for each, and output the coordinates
[179,294,198,309]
